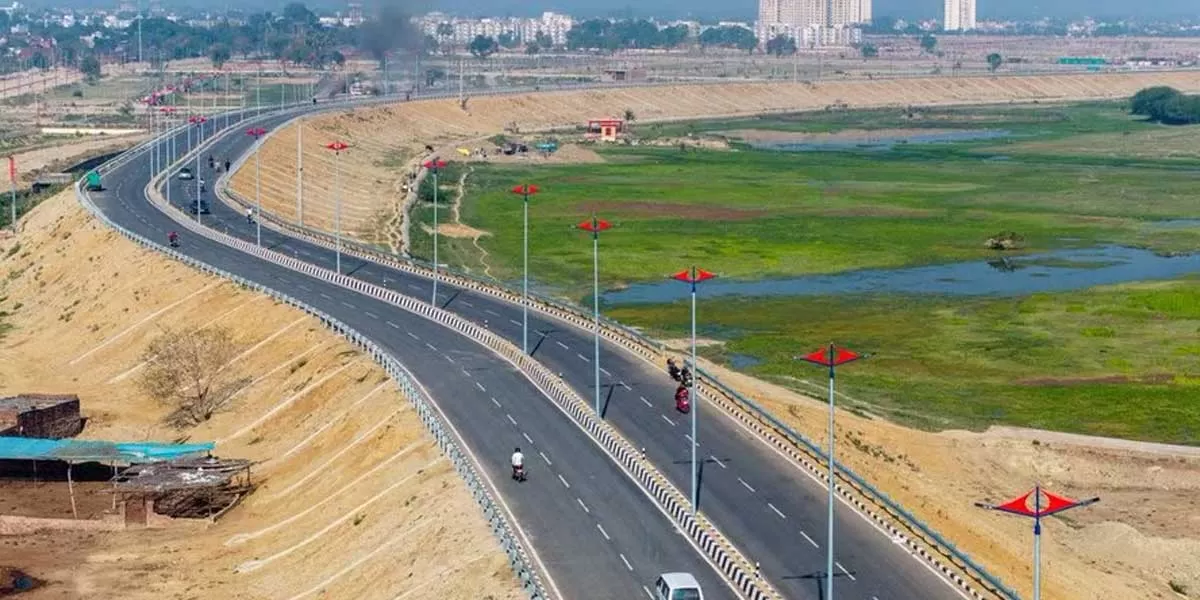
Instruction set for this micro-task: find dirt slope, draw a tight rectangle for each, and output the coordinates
[230,71,1200,251]
[0,190,521,600]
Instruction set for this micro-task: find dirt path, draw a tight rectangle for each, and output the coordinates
[449,168,495,279]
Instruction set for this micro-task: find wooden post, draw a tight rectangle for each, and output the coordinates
[67,463,78,520]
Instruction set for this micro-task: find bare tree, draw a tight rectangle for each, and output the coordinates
[137,327,244,428]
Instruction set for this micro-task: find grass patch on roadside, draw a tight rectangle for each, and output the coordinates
[608,279,1200,444]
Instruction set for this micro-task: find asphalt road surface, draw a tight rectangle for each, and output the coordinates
[90,107,739,600]
[114,99,970,600]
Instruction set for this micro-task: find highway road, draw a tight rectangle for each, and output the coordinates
[128,99,968,599]
[89,108,739,600]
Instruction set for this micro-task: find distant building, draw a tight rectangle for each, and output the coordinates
[757,0,867,48]
[418,11,573,47]
[944,0,976,31]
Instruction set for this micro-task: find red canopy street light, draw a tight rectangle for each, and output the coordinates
[423,159,448,306]
[325,141,350,274]
[511,184,540,354]
[799,343,865,600]
[578,215,612,416]
[246,127,268,246]
[976,487,1099,600]
[671,266,717,517]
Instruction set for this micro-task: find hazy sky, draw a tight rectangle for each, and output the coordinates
[432,0,1196,20]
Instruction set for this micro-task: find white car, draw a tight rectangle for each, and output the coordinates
[178,168,194,180]
[653,572,703,600]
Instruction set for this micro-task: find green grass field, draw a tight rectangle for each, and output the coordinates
[413,101,1200,443]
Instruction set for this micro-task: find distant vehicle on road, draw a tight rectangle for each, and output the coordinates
[653,573,703,600]
[84,170,103,191]
[178,168,194,180]
[189,200,211,215]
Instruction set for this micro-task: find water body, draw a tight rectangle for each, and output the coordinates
[1150,219,1200,229]
[756,129,1012,153]
[601,246,1200,305]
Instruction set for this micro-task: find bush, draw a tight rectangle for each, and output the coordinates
[1130,86,1200,125]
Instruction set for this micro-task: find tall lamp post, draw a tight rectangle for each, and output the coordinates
[670,266,716,517]
[325,141,349,274]
[246,127,267,246]
[798,343,865,600]
[578,215,612,416]
[423,159,447,306]
[188,115,207,223]
[159,106,177,179]
[511,183,540,354]
[976,487,1099,600]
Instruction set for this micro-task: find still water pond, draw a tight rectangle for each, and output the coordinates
[601,246,1200,305]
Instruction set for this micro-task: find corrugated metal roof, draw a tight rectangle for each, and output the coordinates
[0,437,214,465]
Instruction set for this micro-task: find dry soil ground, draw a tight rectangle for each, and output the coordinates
[0,190,521,600]
[230,71,1200,600]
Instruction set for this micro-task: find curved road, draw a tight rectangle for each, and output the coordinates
[90,107,738,600]
[120,96,970,600]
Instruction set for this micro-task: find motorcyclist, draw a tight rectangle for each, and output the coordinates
[667,358,681,381]
[246,207,254,224]
[511,447,524,480]
[681,366,693,387]
[224,160,231,171]
[167,231,179,247]
[675,384,689,410]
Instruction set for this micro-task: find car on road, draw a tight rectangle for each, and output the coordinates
[178,167,194,180]
[188,200,211,215]
[653,573,703,600]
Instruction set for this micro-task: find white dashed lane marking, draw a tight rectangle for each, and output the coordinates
[485,309,500,316]
[476,382,486,392]
[506,414,517,426]
[599,367,611,376]
[386,321,400,329]
[509,319,521,326]
[738,478,756,493]
[640,396,652,408]
[425,342,437,351]
[406,331,419,340]
[577,353,590,363]
[710,455,727,469]
[661,414,676,426]
[801,530,819,548]
[490,397,501,408]
[596,523,611,541]
[340,301,355,309]
[364,311,378,319]
[539,451,552,465]
[577,498,590,513]
[558,474,570,489]
[556,341,569,350]
[619,553,633,571]
[836,562,856,581]
[460,300,474,307]
[522,432,533,445]
[768,503,787,519]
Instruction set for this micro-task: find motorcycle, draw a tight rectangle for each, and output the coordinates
[675,386,690,414]
[512,464,527,482]
[680,368,693,388]
[667,360,682,382]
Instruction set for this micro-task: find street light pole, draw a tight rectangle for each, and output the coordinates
[511,184,541,354]
[246,127,267,246]
[325,141,349,274]
[188,115,207,224]
[799,343,866,600]
[296,119,304,225]
[671,266,716,517]
[423,159,447,306]
[579,215,612,416]
[976,487,1099,600]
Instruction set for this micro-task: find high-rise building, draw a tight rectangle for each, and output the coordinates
[758,0,868,29]
[943,0,975,31]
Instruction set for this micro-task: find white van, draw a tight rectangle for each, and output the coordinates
[653,572,704,600]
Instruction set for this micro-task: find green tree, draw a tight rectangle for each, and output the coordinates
[525,42,540,55]
[79,53,101,81]
[986,52,1003,71]
[498,32,519,48]
[468,35,498,58]
[660,24,689,48]
[699,26,758,53]
[765,34,797,57]
[1131,86,1180,116]
[860,43,878,58]
[209,43,231,68]
[535,31,554,49]
[919,33,937,53]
